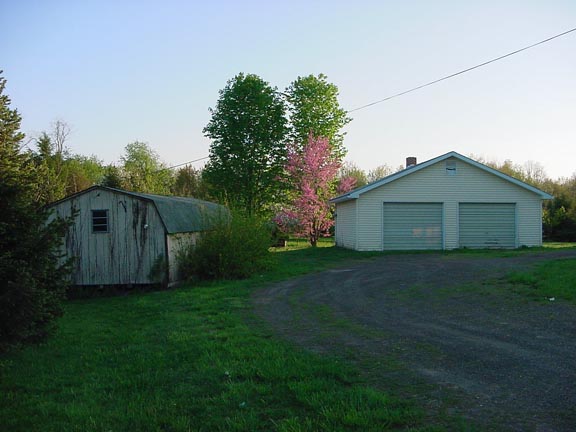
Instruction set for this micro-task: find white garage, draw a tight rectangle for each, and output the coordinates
[459,203,516,249]
[332,152,552,251]
[383,203,443,250]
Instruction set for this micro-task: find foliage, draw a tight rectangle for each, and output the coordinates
[32,132,67,203]
[0,72,72,352]
[31,124,105,204]
[286,74,351,160]
[177,211,273,281]
[471,154,576,242]
[120,141,173,194]
[336,175,357,195]
[543,191,576,241]
[203,73,287,215]
[100,164,124,188]
[281,134,344,247]
[64,154,105,194]
[172,165,210,199]
[367,164,397,182]
[339,161,367,189]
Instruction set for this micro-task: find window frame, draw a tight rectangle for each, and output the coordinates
[91,209,110,233]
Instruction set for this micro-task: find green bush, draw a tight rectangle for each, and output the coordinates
[177,211,273,281]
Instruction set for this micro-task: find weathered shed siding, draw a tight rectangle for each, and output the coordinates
[50,188,166,285]
[344,157,544,251]
[167,232,199,285]
[335,200,357,249]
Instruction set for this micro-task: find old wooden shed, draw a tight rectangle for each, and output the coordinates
[48,186,224,287]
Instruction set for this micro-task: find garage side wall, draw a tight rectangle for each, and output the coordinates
[49,189,166,285]
[335,200,357,249]
[354,157,543,251]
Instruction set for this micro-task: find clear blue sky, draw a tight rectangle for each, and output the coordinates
[1,0,575,179]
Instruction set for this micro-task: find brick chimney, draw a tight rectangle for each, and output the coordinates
[406,157,417,168]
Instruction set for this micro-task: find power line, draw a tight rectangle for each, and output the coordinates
[163,155,210,171]
[347,26,576,113]
[167,26,576,169]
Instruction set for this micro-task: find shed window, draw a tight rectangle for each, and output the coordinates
[92,210,109,233]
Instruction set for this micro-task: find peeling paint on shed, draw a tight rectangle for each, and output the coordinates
[48,186,224,287]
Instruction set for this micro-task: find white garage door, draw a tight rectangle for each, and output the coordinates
[459,203,516,249]
[383,203,443,250]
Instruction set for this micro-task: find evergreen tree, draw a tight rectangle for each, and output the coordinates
[0,72,71,352]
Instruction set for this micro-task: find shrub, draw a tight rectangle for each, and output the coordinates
[177,211,273,281]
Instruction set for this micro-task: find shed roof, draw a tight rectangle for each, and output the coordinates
[49,186,226,234]
[116,188,225,233]
[331,151,553,204]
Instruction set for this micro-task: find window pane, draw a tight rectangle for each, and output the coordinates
[92,210,109,233]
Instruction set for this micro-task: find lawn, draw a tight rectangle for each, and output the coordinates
[1,241,574,431]
[0,240,437,432]
[506,258,576,303]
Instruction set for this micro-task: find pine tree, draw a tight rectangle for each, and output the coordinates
[0,72,71,352]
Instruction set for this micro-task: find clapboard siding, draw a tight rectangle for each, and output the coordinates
[335,200,356,249]
[348,157,544,251]
[50,188,166,285]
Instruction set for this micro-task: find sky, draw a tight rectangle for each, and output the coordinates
[1,0,575,179]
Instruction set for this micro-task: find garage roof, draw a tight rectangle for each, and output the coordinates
[331,151,553,203]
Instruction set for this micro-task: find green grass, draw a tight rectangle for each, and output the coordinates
[506,258,576,303]
[1,242,437,432]
[2,241,573,431]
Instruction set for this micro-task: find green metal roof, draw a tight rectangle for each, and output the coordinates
[108,188,226,234]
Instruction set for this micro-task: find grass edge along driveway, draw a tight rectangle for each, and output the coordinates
[1,241,574,431]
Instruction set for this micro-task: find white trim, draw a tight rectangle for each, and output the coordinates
[330,151,553,203]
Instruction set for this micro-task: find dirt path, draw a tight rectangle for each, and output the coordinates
[252,250,576,431]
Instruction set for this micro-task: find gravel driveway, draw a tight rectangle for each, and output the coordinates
[252,250,576,431]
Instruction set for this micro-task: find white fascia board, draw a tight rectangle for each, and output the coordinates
[331,151,553,202]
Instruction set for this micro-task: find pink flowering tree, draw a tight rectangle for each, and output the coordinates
[337,175,357,195]
[280,133,355,246]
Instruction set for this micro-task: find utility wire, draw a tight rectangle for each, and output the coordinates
[163,156,210,171]
[347,26,576,113]
[166,26,576,169]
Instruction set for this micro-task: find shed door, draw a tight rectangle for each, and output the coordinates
[459,203,516,249]
[383,203,443,250]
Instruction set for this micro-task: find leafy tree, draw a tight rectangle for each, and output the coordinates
[120,141,173,194]
[339,161,367,189]
[286,74,351,159]
[172,165,210,199]
[100,164,124,189]
[64,154,105,194]
[280,134,342,246]
[203,73,287,215]
[542,175,576,241]
[367,164,396,183]
[0,72,71,352]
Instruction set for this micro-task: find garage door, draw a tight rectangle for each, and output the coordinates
[383,203,443,250]
[459,203,516,249]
